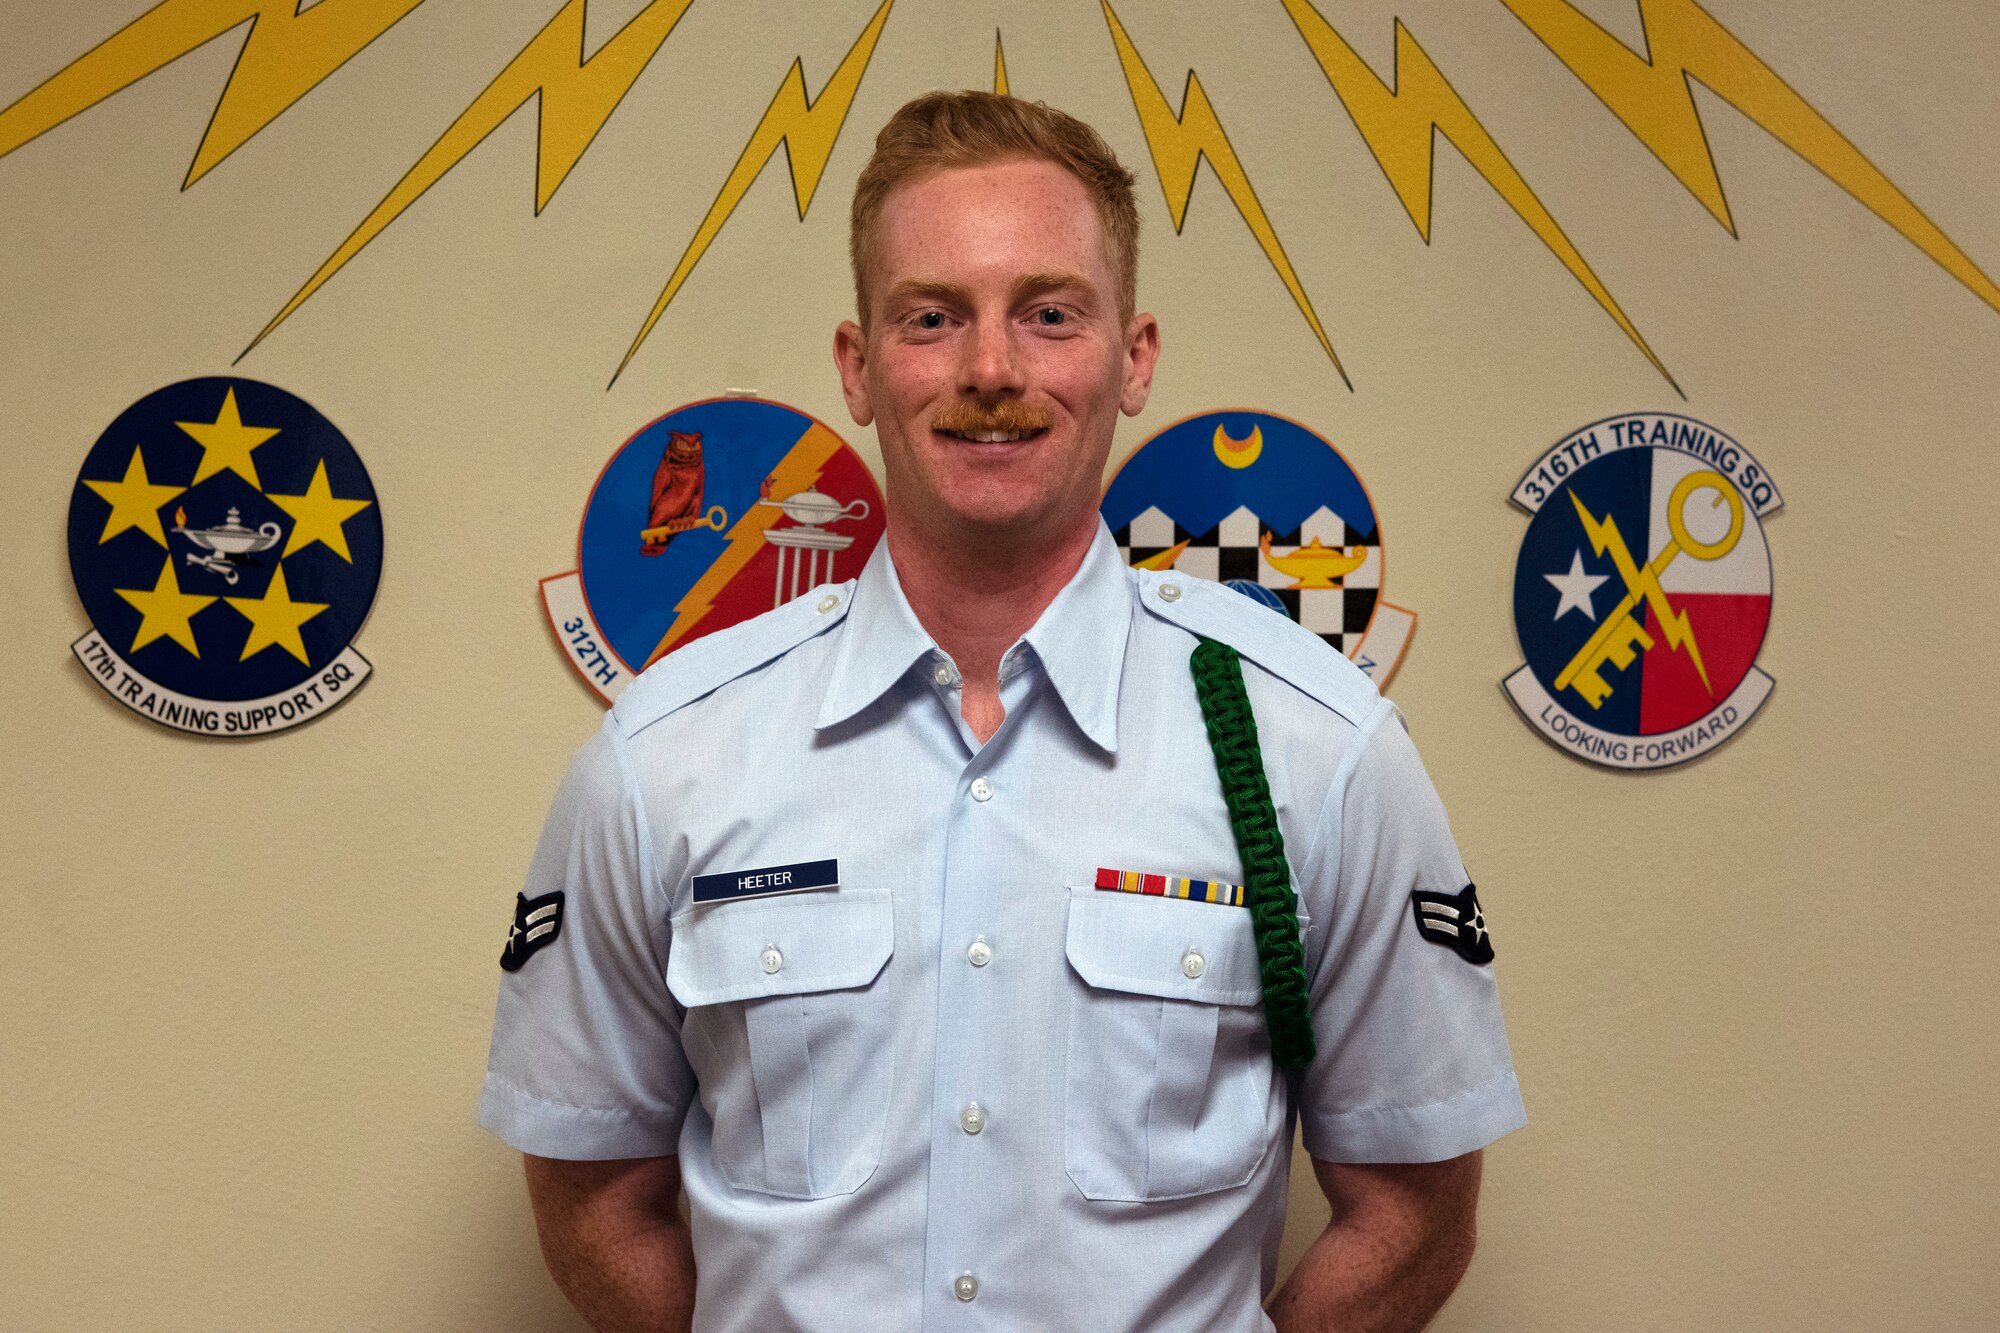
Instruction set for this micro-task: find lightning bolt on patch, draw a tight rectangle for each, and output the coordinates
[540,398,885,704]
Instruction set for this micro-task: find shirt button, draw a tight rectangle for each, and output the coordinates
[959,1102,986,1135]
[933,663,954,686]
[953,1273,979,1303]
[817,593,840,613]
[1181,948,1206,979]
[966,937,992,968]
[1159,582,1183,602]
[760,945,783,974]
[970,777,994,802]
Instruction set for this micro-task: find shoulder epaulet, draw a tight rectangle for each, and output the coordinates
[1132,568,1380,727]
[611,582,855,738]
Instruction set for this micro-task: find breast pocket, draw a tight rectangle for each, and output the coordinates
[667,891,895,1200]
[1063,887,1288,1202]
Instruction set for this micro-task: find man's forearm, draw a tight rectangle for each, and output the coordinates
[1266,1154,1481,1333]
[525,1155,696,1333]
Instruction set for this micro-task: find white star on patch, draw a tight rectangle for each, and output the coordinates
[1545,549,1609,622]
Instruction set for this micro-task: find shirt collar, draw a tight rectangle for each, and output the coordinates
[814,520,1131,752]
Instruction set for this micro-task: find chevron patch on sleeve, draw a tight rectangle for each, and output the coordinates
[501,890,566,972]
[1409,884,1493,965]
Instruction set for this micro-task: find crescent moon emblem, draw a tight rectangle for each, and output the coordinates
[1213,423,1263,469]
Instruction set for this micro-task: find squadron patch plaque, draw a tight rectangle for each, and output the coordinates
[1102,410,1416,684]
[65,378,381,736]
[1503,413,1780,769]
[541,398,885,703]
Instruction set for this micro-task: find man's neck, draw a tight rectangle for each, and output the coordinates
[887,510,1098,742]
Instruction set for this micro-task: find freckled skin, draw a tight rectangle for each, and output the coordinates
[834,158,1159,564]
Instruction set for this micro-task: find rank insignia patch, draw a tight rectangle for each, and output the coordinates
[541,397,886,703]
[501,890,565,972]
[1503,413,1780,770]
[1102,410,1416,685]
[1409,885,1493,965]
[65,378,381,736]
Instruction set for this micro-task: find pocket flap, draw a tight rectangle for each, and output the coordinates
[669,890,892,1007]
[1065,888,1268,1007]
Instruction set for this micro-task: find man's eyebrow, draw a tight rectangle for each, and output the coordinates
[883,279,969,307]
[1012,270,1094,302]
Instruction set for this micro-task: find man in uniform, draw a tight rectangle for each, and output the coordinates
[481,91,1524,1332]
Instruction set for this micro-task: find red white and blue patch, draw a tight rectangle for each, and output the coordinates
[1503,413,1780,770]
[1095,866,1245,907]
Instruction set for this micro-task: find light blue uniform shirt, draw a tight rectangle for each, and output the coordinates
[481,522,1524,1332]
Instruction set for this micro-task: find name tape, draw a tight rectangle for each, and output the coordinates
[690,858,839,905]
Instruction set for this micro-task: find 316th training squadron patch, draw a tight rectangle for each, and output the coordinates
[1504,413,1780,770]
[65,378,381,736]
[1102,409,1416,685]
[541,397,885,703]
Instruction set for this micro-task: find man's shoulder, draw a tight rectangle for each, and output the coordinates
[1133,568,1383,729]
[610,584,853,739]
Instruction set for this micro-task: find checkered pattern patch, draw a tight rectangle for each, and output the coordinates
[1112,504,1380,656]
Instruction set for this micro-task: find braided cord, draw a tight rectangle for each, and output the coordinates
[1190,639,1316,1069]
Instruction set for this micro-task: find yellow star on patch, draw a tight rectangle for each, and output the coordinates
[267,460,373,561]
[83,446,185,547]
[114,557,218,656]
[179,387,281,488]
[225,565,330,665]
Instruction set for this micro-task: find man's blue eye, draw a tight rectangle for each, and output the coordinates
[1036,307,1066,326]
[917,312,945,329]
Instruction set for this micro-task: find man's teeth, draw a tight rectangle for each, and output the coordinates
[952,429,1037,442]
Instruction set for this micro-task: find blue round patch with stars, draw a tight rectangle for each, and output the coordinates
[65,377,382,736]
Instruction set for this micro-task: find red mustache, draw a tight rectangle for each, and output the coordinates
[932,399,1053,437]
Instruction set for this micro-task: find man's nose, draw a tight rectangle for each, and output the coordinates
[960,315,1025,397]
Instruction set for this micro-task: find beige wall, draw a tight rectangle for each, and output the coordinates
[4,1,1996,1327]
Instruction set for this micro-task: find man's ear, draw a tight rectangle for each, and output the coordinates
[1119,312,1160,417]
[833,321,875,427]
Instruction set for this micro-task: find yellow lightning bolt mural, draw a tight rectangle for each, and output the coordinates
[0,0,424,187]
[615,0,896,385]
[243,0,695,356]
[644,424,849,666]
[1502,0,2000,314]
[1102,2,1345,384]
[1279,0,1675,392]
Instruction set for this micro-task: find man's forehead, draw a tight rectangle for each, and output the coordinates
[866,159,1115,293]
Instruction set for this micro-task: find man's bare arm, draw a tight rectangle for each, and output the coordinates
[1266,1151,1483,1333]
[523,1154,695,1333]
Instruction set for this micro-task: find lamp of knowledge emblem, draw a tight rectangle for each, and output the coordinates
[65,378,380,736]
[1102,409,1416,685]
[1503,413,1780,770]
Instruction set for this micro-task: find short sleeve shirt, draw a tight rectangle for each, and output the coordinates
[481,522,1525,1333]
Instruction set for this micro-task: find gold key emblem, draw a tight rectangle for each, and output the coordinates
[1553,470,1744,709]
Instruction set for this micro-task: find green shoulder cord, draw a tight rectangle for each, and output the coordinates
[1190,639,1316,1069]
